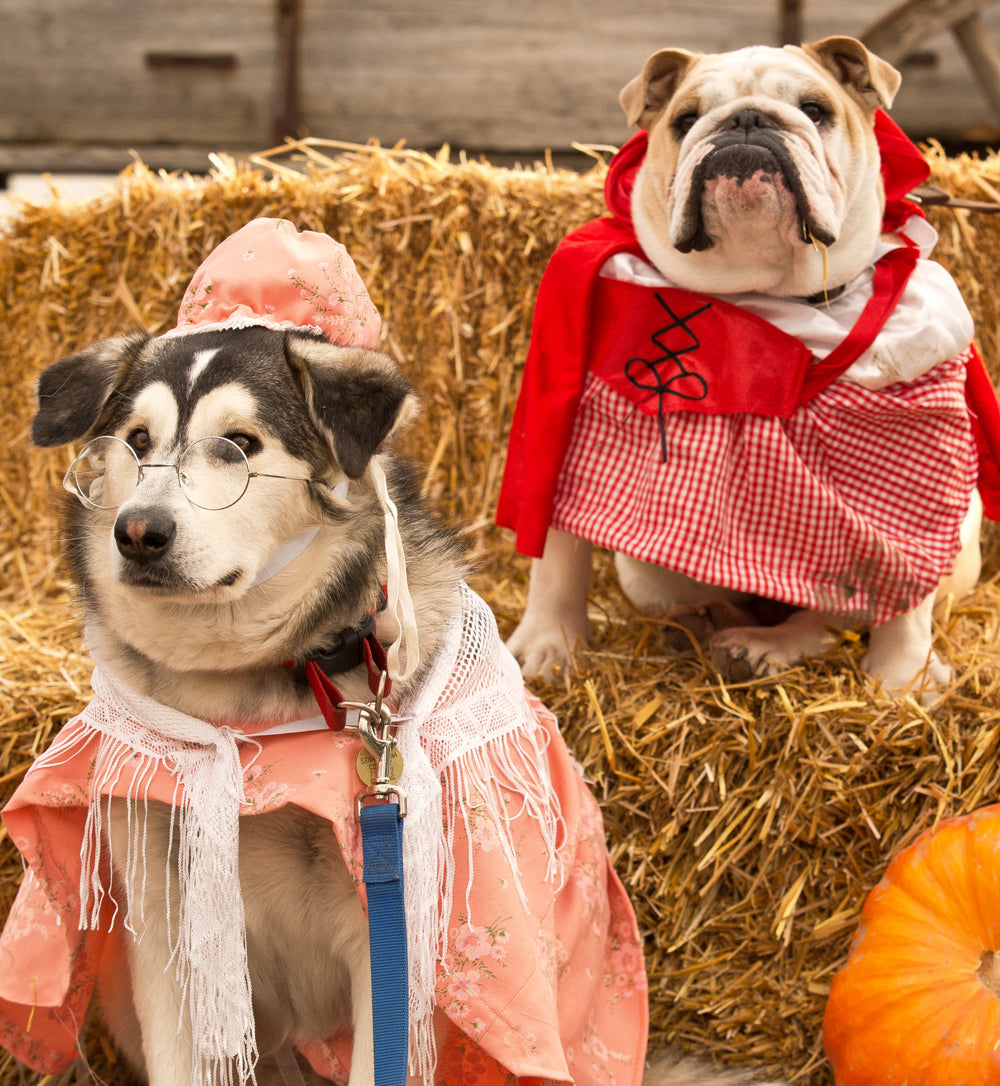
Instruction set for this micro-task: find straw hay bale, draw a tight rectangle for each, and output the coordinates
[3,140,1000,1085]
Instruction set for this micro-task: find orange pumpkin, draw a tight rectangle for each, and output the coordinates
[823,804,1000,1085]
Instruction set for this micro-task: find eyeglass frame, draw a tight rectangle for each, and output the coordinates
[63,434,328,511]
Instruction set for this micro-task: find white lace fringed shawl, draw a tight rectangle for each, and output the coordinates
[28,583,562,1086]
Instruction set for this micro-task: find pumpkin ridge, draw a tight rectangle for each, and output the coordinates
[962,818,1000,950]
[888,820,998,947]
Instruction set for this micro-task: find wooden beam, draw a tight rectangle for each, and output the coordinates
[780,0,803,45]
[953,10,1000,121]
[861,0,987,61]
[274,0,301,144]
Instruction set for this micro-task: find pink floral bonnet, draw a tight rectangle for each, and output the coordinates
[169,217,380,347]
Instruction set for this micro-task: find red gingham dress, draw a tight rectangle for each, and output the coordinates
[550,350,977,625]
[498,125,997,625]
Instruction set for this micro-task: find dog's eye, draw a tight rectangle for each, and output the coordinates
[226,433,260,457]
[673,112,699,137]
[800,101,828,126]
[128,429,150,455]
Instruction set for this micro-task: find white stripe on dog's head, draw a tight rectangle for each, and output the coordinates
[188,348,221,392]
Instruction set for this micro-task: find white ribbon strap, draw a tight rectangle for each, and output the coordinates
[251,527,320,588]
[369,457,420,682]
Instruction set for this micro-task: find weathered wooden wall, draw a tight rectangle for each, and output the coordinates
[2,1,1000,172]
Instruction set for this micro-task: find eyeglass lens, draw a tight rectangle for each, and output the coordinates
[68,437,136,508]
[180,437,250,509]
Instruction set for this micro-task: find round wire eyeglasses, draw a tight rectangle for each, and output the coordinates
[64,435,325,511]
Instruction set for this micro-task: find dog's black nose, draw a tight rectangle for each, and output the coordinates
[114,510,176,563]
[726,109,779,134]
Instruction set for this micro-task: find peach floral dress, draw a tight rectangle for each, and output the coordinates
[0,587,648,1084]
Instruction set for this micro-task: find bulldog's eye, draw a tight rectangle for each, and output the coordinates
[673,112,699,137]
[127,428,151,455]
[800,101,829,126]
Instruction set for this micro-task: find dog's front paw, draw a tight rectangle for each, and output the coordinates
[708,628,794,682]
[506,611,589,680]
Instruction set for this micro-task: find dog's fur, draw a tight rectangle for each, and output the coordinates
[32,326,783,1085]
[506,37,982,702]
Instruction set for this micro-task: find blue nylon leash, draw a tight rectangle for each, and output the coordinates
[339,663,409,1086]
[361,799,408,1086]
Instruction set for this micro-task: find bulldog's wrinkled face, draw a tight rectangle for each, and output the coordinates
[620,36,901,297]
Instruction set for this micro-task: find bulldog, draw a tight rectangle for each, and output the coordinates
[499,37,989,702]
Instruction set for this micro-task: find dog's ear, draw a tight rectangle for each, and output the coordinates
[286,335,418,480]
[802,36,901,111]
[620,48,699,129]
[32,333,150,447]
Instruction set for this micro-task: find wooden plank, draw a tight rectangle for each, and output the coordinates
[0,0,277,145]
[298,0,770,151]
[0,143,258,176]
[298,0,1000,150]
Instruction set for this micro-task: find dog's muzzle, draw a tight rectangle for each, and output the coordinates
[675,109,836,253]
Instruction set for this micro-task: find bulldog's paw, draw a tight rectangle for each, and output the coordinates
[862,595,949,706]
[862,645,951,706]
[708,627,798,683]
[506,611,589,680]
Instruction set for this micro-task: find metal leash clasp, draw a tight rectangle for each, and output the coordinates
[340,671,407,818]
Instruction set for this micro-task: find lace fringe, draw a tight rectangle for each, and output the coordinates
[399,584,565,1082]
[35,672,261,1086]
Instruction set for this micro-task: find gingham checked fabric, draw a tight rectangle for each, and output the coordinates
[550,350,977,624]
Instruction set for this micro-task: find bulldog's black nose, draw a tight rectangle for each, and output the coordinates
[726,109,779,134]
[114,510,176,563]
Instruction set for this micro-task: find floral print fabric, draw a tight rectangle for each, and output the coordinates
[0,693,647,1084]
